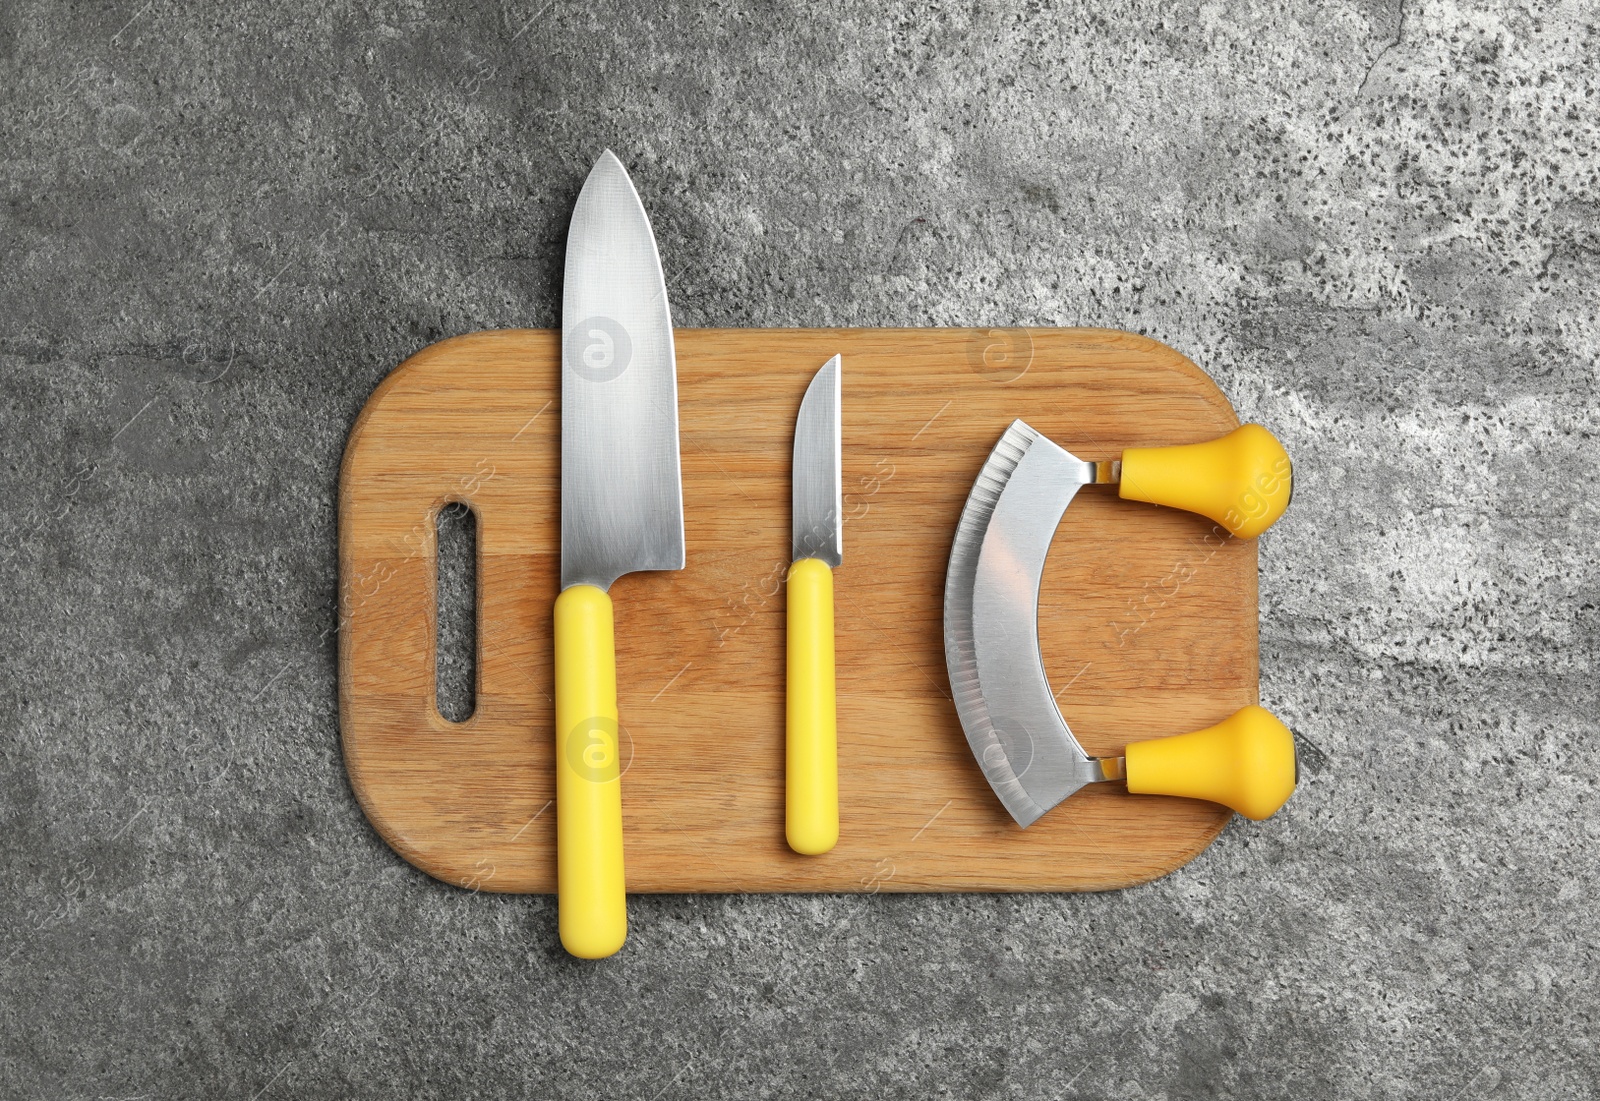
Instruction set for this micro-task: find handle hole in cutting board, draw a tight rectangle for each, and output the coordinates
[435,501,477,724]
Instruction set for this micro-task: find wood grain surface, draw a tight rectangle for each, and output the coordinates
[338,327,1258,894]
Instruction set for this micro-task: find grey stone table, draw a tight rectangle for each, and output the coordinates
[3,1,1595,1097]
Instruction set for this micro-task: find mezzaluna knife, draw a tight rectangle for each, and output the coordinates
[555,151,684,958]
[787,354,842,855]
[945,421,1298,828]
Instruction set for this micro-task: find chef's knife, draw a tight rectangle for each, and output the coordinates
[786,354,843,855]
[556,150,684,958]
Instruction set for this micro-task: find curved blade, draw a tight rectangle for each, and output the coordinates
[792,354,842,566]
[561,150,685,592]
[943,420,1099,827]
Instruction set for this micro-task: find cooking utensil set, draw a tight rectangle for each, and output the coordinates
[544,152,1296,957]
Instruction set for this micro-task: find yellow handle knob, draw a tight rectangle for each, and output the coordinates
[1119,424,1293,538]
[786,557,839,855]
[553,584,627,959]
[1124,705,1298,820]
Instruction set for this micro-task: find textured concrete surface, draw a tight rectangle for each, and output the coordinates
[4,0,1597,1097]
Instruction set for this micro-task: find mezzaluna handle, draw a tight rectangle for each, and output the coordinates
[1114,705,1299,821]
[1117,424,1293,539]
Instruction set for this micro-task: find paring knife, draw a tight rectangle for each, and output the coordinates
[556,151,685,958]
[786,354,842,855]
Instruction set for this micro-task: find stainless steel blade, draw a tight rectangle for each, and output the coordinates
[943,419,1112,827]
[792,354,842,567]
[561,150,685,591]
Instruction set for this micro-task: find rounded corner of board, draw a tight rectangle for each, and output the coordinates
[341,763,488,893]
[1122,332,1242,427]
[1056,327,1241,428]
[337,327,559,513]
[1108,808,1234,891]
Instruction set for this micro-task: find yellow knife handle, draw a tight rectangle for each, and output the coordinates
[1118,424,1293,538]
[1125,705,1298,820]
[786,557,839,855]
[553,583,627,958]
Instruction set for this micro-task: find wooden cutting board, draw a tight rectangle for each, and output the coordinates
[338,327,1259,894]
